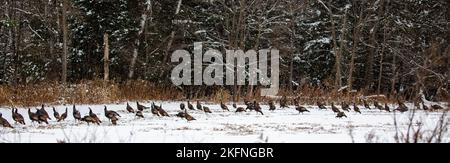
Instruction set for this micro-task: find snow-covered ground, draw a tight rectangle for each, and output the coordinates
[0,101,448,143]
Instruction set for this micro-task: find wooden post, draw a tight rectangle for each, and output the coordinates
[103,33,109,81]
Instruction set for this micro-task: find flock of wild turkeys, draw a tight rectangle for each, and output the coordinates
[0,98,447,129]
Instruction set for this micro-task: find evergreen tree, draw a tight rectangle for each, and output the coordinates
[70,0,137,81]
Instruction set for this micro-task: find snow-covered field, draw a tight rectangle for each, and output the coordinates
[0,101,448,143]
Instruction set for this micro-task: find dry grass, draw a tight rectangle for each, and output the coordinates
[267,85,394,105]
[0,81,447,107]
[211,88,232,103]
[0,80,183,107]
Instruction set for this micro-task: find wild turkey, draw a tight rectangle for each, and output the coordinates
[295,106,310,114]
[58,108,68,122]
[110,116,119,125]
[37,113,49,124]
[353,104,361,114]
[394,106,408,113]
[203,106,212,114]
[280,96,289,108]
[394,100,409,113]
[244,99,251,106]
[12,108,25,125]
[53,107,61,121]
[398,100,407,108]
[151,103,160,116]
[187,101,195,110]
[331,103,340,113]
[422,103,429,111]
[196,101,203,110]
[363,100,371,110]
[431,105,444,111]
[104,106,121,118]
[28,108,40,124]
[253,101,264,115]
[336,112,347,118]
[341,102,351,112]
[81,115,100,125]
[176,112,186,118]
[317,102,327,110]
[374,101,384,111]
[157,104,170,117]
[220,101,229,111]
[89,108,102,124]
[0,113,14,128]
[126,102,135,113]
[180,103,186,110]
[135,110,144,118]
[72,105,81,122]
[384,104,391,112]
[38,105,51,120]
[246,102,255,111]
[104,106,121,125]
[234,103,246,113]
[268,100,276,111]
[37,105,51,124]
[137,102,149,111]
[184,110,196,121]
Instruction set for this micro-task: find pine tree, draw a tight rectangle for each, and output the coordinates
[70,0,137,80]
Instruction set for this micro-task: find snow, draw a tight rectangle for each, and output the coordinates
[337,86,349,92]
[195,30,207,34]
[345,4,352,10]
[303,21,321,27]
[0,102,448,143]
[304,37,331,51]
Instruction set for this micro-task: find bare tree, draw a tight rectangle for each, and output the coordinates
[163,0,183,64]
[129,0,152,79]
[103,33,109,81]
[348,1,373,92]
[347,5,364,91]
[319,0,347,91]
[377,0,388,95]
[61,0,69,84]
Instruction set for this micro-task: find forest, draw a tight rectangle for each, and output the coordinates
[0,0,448,105]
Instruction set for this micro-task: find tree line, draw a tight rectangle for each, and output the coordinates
[0,0,448,101]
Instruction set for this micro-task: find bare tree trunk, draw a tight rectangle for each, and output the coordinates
[288,4,296,92]
[238,0,246,50]
[447,1,450,95]
[391,49,397,95]
[103,33,109,81]
[61,0,69,84]
[377,26,387,95]
[377,1,388,95]
[347,14,362,91]
[229,4,238,103]
[415,52,430,99]
[4,1,13,82]
[325,0,347,91]
[365,30,375,92]
[235,1,251,100]
[329,3,340,90]
[236,1,244,100]
[12,0,20,85]
[128,0,151,79]
[336,9,348,90]
[289,53,294,90]
[163,0,182,64]
[348,8,363,91]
